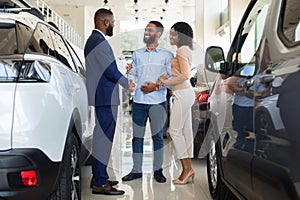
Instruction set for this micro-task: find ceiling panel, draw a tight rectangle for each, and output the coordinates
[43,0,195,21]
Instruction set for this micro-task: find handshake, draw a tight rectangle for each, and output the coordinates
[138,75,169,94]
[125,63,169,94]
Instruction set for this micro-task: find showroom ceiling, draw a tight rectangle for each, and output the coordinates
[42,0,195,21]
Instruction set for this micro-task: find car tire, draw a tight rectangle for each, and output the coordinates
[49,134,81,200]
[255,110,276,135]
[206,139,236,200]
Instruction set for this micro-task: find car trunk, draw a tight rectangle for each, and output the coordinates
[0,57,22,150]
[0,15,34,150]
[0,84,16,150]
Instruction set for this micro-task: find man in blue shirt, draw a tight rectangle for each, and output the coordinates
[232,74,265,153]
[122,21,173,183]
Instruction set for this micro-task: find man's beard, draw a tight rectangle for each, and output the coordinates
[143,34,155,45]
[106,25,113,37]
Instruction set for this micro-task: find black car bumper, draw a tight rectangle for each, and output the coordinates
[0,148,60,200]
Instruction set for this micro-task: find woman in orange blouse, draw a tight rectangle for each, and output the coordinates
[159,22,195,185]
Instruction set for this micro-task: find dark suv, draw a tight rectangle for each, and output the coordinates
[203,0,300,199]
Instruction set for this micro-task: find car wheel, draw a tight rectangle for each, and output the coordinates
[207,139,236,200]
[255,110,275,135]
[207,140,218,198]
[49,134,81,200]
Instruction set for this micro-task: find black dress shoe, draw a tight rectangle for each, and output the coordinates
[92,182,124,195]
[90,177,118,188]
[122,172,142,181]
[154,170,166,183]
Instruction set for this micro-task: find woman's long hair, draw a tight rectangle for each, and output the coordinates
[171,22,193,50]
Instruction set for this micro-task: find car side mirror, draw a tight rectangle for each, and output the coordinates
[205,46,226,74]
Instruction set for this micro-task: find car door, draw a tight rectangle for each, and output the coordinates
[219,0,271,198]
[252,0,300,199]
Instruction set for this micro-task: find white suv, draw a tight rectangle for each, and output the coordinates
[0,6,90,200]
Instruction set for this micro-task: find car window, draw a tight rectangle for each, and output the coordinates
[16,22,34,53]
[26,23,55,56]
[49,29,77,72]
[279,0,300,45]
[66,41,86,76]
[0,22,17,55]
[238,0,270,70]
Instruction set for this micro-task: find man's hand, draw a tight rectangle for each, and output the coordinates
[141,82,157,94]
[129,79,135,92]
[126,63,132,75]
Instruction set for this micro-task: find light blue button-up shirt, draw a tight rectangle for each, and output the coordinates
[128,45,174,104]
[233,74,265,107]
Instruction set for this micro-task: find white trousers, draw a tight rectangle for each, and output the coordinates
[169,87,195,159]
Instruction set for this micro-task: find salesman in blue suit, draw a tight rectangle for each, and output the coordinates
[84,8,133,195]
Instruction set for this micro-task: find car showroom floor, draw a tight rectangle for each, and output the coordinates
[81,108,212,200]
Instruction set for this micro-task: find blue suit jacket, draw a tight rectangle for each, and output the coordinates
[84,30,128,106]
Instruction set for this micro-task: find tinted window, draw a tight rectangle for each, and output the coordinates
[0,23,17,55]
[280,0,300,44]
[239,0,270,65]
[49,29,76,71]
[26,23,55,56]
[16,22,33,53]
[66,42,86,76]
[230,0,270,77]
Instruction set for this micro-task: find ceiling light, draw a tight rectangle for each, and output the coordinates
[103,0,109,9]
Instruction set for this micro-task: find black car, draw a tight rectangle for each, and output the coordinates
[203,0,300,199]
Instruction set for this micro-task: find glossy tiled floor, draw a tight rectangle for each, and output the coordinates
[81,109,212,200]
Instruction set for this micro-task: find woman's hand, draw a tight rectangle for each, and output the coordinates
[158,75,169,83]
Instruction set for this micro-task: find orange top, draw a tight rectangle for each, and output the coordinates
[166,46,192,90]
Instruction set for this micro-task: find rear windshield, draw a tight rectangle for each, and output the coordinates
[0,22,33,55]
[0,23,17,54]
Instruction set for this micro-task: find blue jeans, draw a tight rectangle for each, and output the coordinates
[131,102,166,173]
[232,104,254,153]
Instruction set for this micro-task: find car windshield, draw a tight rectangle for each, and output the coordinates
[0,21,33,55]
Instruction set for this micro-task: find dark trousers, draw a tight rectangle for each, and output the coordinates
[232,104,254,153]
[92,105,118,186]
[131,102,166,173]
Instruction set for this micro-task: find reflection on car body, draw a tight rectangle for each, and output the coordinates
[202,0,300,199]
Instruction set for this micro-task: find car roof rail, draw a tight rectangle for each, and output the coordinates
[0,0,30,9]
[0,7,44,20]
